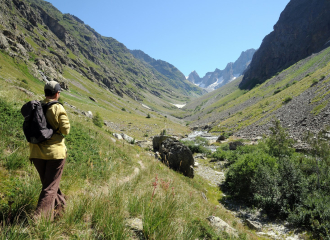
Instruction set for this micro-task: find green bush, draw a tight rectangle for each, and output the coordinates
[283,96,292,104]
[273,89,282,95]
[92,112,103,128]
[223,121,330,237]
[146,113,151,118]
[225,149,277,203]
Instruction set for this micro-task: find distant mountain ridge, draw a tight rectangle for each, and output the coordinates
[130,50,204,94]
[240,0,330,89]
[187,49,256,91]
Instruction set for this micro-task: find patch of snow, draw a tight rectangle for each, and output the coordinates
[205,77,224,91]
[229,74,241,83]
[142,104,151,110]
[172,103,186,108]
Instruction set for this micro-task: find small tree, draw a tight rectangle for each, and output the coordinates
[146,113,151,118]
[93,112,103,128]
[265,120,295,160]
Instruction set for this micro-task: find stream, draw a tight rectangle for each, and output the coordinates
[186,131,305,240]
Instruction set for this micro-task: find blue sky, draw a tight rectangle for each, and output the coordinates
[46,0,290,77]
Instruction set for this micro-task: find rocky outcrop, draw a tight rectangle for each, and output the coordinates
[241,0,330,89]
[159,138,194,178]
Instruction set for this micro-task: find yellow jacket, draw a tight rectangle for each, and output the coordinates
[29,99,70,160]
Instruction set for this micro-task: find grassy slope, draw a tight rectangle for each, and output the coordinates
[0,40,261,239]
[184,46,330,133]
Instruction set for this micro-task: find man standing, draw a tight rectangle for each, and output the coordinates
[29,81,70,221]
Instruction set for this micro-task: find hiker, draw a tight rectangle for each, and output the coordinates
[29,81,70,221]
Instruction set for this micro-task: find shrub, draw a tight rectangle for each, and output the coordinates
[283,96,292,104]
[21,79,28,84]
[121,107,126,111]
[160,129,166,136]
[93,112,103,128]
[225,149,277,203]
[211,149,227,161]
[273,89,282,95]
[265,120,295,159]
[320,75,326,80]
[312,78,319,84]
[146,113,151,118]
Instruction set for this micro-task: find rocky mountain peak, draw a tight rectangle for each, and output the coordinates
[187,71,201,84]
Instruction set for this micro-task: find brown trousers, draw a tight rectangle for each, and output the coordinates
[32,158,66,221]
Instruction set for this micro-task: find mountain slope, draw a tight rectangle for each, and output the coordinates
[184,45,330,140]
[241,0,330,89]
[130,49,206,96]
[0,0,204,109]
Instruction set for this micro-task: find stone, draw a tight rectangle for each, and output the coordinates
[229,141,244,150]
[110,137,116,143]
[125,218,145,240]
[113,133,123,140]
[207,216,238,237]
[82,111,93,118]
[89,96,97,102]
[0,33,9,49]
[245,219,262,232]
[136,140,152,149]
[159,138,194,178]
[121,133,134,143]
[152,135,175,151]
[217,135,226,142]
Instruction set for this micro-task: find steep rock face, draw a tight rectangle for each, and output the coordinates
[241,0,330,89]
[187,70,201,84]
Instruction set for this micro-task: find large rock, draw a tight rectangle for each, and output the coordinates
[229,141,244,150]
[152,135,175,151]
[121,133,134,143]
[159,138,194,178]
[207,216,238,237]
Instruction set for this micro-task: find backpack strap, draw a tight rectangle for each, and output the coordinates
[42,101,65,138]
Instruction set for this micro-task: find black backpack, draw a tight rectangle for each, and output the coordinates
[21,100,62,144]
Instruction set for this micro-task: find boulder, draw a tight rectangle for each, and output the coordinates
[245,219,262,232]
[207,216,238,237]
[217,135,226,142]
[159,138,194,178]
[89,96,97,102]
[152,135,175,151]
[229,141,244,150]
[121,133,134,143]
[113,133,123,140]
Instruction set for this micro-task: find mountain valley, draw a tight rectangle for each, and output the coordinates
[1,0,330,238]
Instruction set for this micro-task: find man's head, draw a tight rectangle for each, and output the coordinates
[44,81,62,99]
